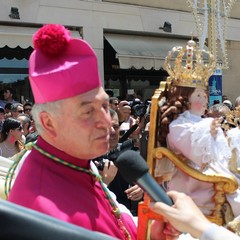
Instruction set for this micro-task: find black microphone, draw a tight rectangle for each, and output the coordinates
[108,139,134,161]
[114,150,173,206]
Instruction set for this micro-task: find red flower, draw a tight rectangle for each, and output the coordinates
[33,24,71,57]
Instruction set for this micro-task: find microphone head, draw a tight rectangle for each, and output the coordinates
[114,150,149,183]
[119,139,134,151]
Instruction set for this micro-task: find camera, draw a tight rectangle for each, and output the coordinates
[131,100,151,119]
[93,139,134,171]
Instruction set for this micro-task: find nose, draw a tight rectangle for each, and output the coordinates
[96,108,111,129]
[110,125,116,136]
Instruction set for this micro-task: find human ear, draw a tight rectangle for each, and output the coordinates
[39,112,57,138]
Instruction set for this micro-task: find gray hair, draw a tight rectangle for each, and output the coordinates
[31,100,63,134]
[11,103,23,112]
[109,108,118,118]
[235,96,240,108]
[209,103,230,113]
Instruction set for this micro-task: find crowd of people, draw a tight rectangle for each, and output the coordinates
[0,90,38,159]
[0,24,239,240]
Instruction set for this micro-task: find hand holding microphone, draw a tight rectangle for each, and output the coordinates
[114,151,233,240]
[114,150,173,206]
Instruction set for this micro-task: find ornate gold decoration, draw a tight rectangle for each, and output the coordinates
[164,39,216,89]
[221,106,240,131]
[227,217,240,236]
[137,81,238,239]
[186,0,237,69]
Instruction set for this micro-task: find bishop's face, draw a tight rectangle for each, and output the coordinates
[188,88,208,116]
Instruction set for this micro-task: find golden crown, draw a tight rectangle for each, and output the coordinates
[164,39,216,89]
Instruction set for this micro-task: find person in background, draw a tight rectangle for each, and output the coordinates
[11,103,24,119]
[235,96,240,108]
[118,101,136,138]
[206,103,230,118]
[0,88,19,109]
[23,102,38,143]
[17,114,32,143]
[118,101,131,124]
[0,118,24,158]
[0,107,5,132]
[109,97,119,111]
[23,102,33,117]
[25,119,39,144]
[212,99,220,105]
[223,99,233,110]
[222,95,229,102]
[98,109,144,216]
[106,90,114,98]
[4,102,12,118]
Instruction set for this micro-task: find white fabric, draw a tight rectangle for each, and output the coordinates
[120,121,131,131]
[166,223,240,240]
[0,156,14,199]
[119,117,136,132]
[200,223,240,240]
[227,127,240,169]
[0,156,14,177]
[166,111,240,217]
[178,233,198,240]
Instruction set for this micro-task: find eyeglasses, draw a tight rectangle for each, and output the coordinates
[24,108,32,112]
[17,110,23,113]
[114,103,119,106]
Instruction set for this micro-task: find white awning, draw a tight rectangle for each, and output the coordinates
[105,33,188,70]
[0,26,81,48]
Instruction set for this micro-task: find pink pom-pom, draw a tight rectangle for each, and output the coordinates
[33,24,71,57]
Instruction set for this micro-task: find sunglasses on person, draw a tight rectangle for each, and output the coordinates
[24,108,32,112]
[17,110,23,113]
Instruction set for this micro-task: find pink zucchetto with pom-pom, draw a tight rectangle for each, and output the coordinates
[29,24,101,104]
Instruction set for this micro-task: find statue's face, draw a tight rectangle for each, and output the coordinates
[188,88,208,116]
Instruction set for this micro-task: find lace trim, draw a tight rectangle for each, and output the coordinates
[228,128,240,151]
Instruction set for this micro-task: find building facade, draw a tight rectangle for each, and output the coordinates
[0,0,240,102]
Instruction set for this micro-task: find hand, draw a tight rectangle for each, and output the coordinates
[124,184,144,201]
[150,221,180,240]
[210,117,222,138]
[99,160,118,186]
[149,191,211,239]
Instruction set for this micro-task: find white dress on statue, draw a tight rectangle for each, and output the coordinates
[166,110,240,217]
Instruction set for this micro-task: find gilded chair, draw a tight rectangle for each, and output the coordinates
[137,81,238,240]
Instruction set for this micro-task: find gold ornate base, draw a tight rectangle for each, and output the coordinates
[227,217,240,236]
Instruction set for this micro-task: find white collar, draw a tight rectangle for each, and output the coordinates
[180,110,203,123]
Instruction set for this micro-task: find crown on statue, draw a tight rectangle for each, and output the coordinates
[165,39,216,89]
